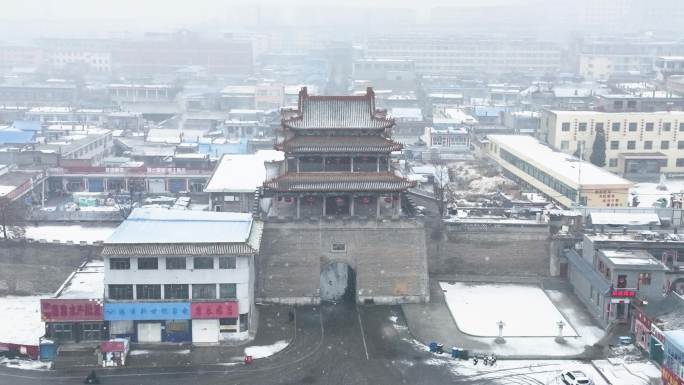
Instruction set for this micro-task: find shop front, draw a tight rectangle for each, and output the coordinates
[41,299,106,343]
[190,301,238,344]
[631,305,653,351]
[104,302,191,343]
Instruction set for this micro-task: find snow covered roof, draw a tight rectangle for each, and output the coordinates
[599,249,667,269]
[283,88,393,130]
[664,330,684,353]
[589,212,661,226]
[0,295,45,346]
[105,208,255,245]
[205,150,284,193]
[487,135,633,189]
[389,107,423,121]
[55,261,104,300]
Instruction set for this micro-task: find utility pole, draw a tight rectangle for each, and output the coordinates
[576,144,583,207]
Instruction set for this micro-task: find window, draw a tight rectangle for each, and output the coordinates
[611,122,620,132]
[578,122,587,131]
[627,141,636,150]
[136,284,161,300]
[645,122,654,131]
[610,141,619,150]
[192,284,216,299]
[560,141,569,150]
[219,283,237,299]
[110,258,130,270]
[219,256,236,269]
[108,284,133,300]
[51,323,73,340]
[679,123,684,131]
[164,284,189,299]
[223,194,240,202]
[644,141,653,150]
[331,243,346,252]
[664,122,672,131]
[561,122,570,132]
[679,141,684,150]
[639,272,651,286]
[137,257,158,270]
[662,141,670,150]
[81,323,101,340]
[628,122,637,131]
[609,158,618,167]
[677,159,684,167]
[193,257,214,269]
[166,257,186,270]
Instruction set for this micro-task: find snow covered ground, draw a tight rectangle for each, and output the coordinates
[0,357,51,371]
[0,296,45,346]
[24,224,117,243]
[631,180,684,207]
[440,282,577,337]
[243,340,289,359]
[422,355,610,385]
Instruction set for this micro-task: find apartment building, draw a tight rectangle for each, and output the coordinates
[540,110,684,179]
[365,36,561,76]
[578,39,684,81]
[102,209,262,344]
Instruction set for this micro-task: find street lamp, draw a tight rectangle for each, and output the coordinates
[495,320,506,344]
[555,320,566,344]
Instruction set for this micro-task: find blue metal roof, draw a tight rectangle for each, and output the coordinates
[0,129,35,145]
[11,120,41,132]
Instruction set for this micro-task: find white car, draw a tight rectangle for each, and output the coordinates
[560,370,594,385]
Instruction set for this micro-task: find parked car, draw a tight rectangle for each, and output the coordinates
[560,370,594,385]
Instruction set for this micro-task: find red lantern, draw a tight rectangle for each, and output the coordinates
[393,195,399,201]
[284,197,292,203]
[335,197,345,206]
[384,197,392,203]
[306,195,315,203]
[361,196,371,204]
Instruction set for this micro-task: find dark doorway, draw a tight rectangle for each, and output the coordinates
[325,196,350,216]
[320,262,355,303]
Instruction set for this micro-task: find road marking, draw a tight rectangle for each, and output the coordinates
[356,306,370,360]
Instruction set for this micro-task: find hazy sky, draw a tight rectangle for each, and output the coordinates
[1,0,517,20]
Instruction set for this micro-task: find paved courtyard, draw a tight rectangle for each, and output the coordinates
[403,280,606,358]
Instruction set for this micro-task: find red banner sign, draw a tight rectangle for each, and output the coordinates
[611,289,636,298]
[41,299,103,322]
[662,366,684,385]
[190,301,238,319]
[100,340,125,353]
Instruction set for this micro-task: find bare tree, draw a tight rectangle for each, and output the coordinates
[432,163,452,217]
[0,196,26,240]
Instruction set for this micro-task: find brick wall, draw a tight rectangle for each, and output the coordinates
[256,219,429,305]
[0,241,101,295]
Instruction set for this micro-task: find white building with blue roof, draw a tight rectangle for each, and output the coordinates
[102,208,262,344]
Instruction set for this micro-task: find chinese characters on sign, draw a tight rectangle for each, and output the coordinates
[611,290,636,298]
[662,366,684,385]
[41,299,103,322]
[103,302,190,321]
[190,302,238,319]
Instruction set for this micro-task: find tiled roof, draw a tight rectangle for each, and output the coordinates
[102,243,257,256]
[277,136,403,153]
[263,172,415,192]
[283,88,394,130]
